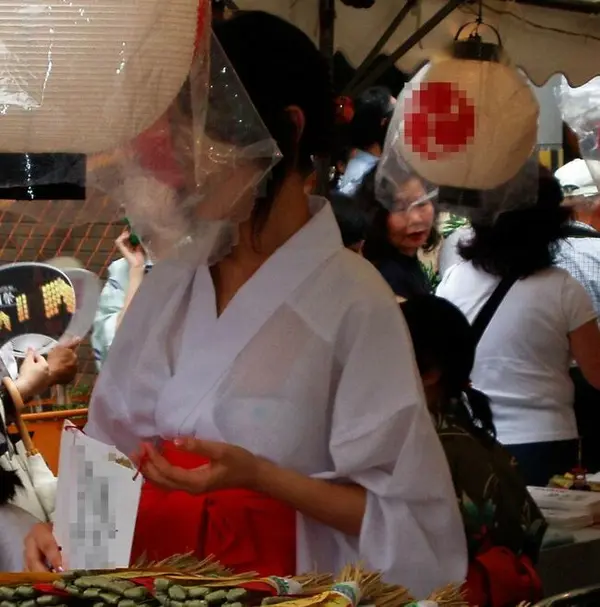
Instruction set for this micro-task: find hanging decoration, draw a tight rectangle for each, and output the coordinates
[397,22,539,191]
[0,0,281,267]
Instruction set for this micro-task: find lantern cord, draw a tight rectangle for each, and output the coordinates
[462,1,600,44]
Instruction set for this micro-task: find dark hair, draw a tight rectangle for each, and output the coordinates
[213,12,334,232]
[329,191,369,248]
[358,167,440,264]
[350,86,394,151]
[0,467,22,506]
[459,167,573,279]
[401,295,496,444]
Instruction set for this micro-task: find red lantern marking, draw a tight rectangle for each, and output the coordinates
[405,81,475,160]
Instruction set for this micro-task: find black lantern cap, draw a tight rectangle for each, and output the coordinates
[452,20,503,63]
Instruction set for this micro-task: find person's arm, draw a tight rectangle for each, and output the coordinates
[254,458,365,536]
[113,231,147,329]
[115,266,145,329]
[570,319,600,389]
[91,270,126,369]
[91,233,146,368]
[563,272,600,389]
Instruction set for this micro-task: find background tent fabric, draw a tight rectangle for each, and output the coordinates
[234,0,600,87]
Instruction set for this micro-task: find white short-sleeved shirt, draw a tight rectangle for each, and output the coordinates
[437,262,597,445]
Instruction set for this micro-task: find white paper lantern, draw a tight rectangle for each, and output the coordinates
[399,53,539,190]
[0,0,199,154]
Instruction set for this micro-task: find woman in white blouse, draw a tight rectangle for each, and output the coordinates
[437,168,600,486]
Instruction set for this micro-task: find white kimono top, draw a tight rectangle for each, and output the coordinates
[86,198,467,596]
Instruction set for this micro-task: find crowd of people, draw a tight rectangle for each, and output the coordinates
[0,9,597,607]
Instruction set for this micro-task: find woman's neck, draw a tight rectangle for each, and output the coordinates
[236,174,311,261]
[397,245,419,258]
[211,174,311,315]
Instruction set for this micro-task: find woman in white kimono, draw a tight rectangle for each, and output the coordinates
[25,12,466,596]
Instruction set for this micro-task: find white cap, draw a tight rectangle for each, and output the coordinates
[555,159,600,197]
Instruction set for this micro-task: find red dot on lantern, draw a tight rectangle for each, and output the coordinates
[404,81,476,160]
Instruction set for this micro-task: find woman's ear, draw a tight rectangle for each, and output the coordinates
[285,105,306,146]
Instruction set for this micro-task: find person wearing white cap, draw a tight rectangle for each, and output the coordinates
[439,159,600,309]
[554,159,600,315]
[554,159,600,472]
[555,159,600,200]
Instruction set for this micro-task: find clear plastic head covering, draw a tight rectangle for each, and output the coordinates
[556,75,600,198]
[436,153,542,224]
[0,1,281,264]
[375,71,439,215]
[376,55,539,223]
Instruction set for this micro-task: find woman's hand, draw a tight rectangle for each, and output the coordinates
[47,338,80,386]
[24,522,62,572]
[132,439,260,494]
[116,231,146,274]
[135,439,366,536]
[15,350,50,402]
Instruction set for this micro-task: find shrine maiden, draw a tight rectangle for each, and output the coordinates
[25,12,466,596]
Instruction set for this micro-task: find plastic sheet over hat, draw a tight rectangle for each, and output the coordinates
[556,76,600,200]
[436,153,541,224]
[0,2,281,265]
[375,82,439,215]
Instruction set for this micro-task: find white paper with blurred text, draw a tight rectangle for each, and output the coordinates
[54,420,142,569]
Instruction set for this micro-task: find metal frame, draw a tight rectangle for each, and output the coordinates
[337,0,600,95]
[534,583,600,606]
[344,0,419,94]
[346,0,466,93]
[518,0,600,14]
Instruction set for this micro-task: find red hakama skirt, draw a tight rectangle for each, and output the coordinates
[130,441,296,577]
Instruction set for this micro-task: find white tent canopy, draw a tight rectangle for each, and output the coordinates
[234,0,600,87]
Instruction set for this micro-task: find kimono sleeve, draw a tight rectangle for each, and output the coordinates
[84,373,137,453]
[91,259,128,370]
[330,296,467,596]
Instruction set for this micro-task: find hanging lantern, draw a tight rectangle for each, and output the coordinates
[398,26,539,190]
[0,0,200,200]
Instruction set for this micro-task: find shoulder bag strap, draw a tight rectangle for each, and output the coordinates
[565,225,600,239]
[472,276,519,346]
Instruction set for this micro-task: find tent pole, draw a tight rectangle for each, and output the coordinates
[354,0,465,92]
[345,0,418,95]
[316,0,336,196]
